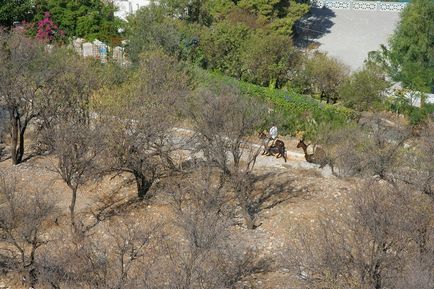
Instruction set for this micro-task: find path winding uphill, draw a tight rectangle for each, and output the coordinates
[296,7,401,70]
[171,127,334,177]
[251,138,334,177]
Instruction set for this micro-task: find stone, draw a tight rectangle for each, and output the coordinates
[113,46,124,64]
[72,38,85,55]
[82,42,93,57]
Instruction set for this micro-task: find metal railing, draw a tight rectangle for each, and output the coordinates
[310,0,409,11]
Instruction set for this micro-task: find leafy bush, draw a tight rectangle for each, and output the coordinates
[292,52,350,104]
[200,21,251,78]
[406,103,434,124]
[240,33,301,88]
[338,64,390,111]
[386,90,434,124]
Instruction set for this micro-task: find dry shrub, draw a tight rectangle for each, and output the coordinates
[284,180,434,289]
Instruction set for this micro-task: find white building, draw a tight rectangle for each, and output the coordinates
[113,0,151,20]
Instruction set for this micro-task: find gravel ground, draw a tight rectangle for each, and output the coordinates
[0,133,352,288]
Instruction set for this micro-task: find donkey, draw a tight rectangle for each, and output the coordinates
[296,139,334,173]
[258,131,287,162]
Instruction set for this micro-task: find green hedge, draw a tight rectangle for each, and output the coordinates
[195,69,358,138]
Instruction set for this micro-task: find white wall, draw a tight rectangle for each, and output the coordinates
[114,0,150,20]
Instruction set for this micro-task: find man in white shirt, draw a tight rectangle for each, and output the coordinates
[269,124,278,147]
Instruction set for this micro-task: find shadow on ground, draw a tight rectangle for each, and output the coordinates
[294,7,336,48]
[250,171,308,217]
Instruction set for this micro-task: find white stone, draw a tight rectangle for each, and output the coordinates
[82,42,93,57]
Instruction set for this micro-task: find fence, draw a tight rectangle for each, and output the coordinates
[310,0,409,11]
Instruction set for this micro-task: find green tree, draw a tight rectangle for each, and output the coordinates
[339,64,390,111]
[293,52,350,103]
[160,0,213,25]
[238,0,309,35]
[241,33,300,88]
[238,0,285,18]
[126,0,309,83]
[0,0,33,27]
[201,21,251,78]
[269,2,309,35]
[126,4,182,63]
[388,0,434,93]
[206,0,235,20]
[33,0,121,44]
[160,0,309,35]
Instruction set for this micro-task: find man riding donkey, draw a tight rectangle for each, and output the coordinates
[258,124,287,162]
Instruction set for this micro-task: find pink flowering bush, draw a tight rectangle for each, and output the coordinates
[35,12,64,42]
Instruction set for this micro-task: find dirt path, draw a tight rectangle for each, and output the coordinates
[172,127,334,177]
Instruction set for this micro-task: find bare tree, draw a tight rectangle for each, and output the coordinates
[0,31,60,164]
[188,83,266,229]
[162,167,270,289]
[395,250,434,289]
[0,107,6,159]
[48,120,103,233]
[108,222,154,289]
[285,180,433,289]
[36,48,102,151]
[95,51,189,199]
[316,113,410,181]
[396,121,434,199]
[36,218,159,289]
[0,178,59,288]
[415,121,434,198]
[33,50,104,233]
[361,116,410,185]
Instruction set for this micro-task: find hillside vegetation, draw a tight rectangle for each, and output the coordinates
[196,69,357,137]
[0,1,433,289]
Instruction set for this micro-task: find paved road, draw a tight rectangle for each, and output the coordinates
[297,8,400,70]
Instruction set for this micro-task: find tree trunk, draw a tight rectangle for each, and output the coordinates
[16,127,26,164]
[134,172,153,200]
[50,281,61,289]
[28,267,37,288]
[373,262,382,289]
[10,114,19,165]
[9,113,26,165]
[372,244,386,289]
[234,176,255,229]
[417,226,428,255]
[238,193,255,229]
[241,205,255,230]
[69,186,78,232]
